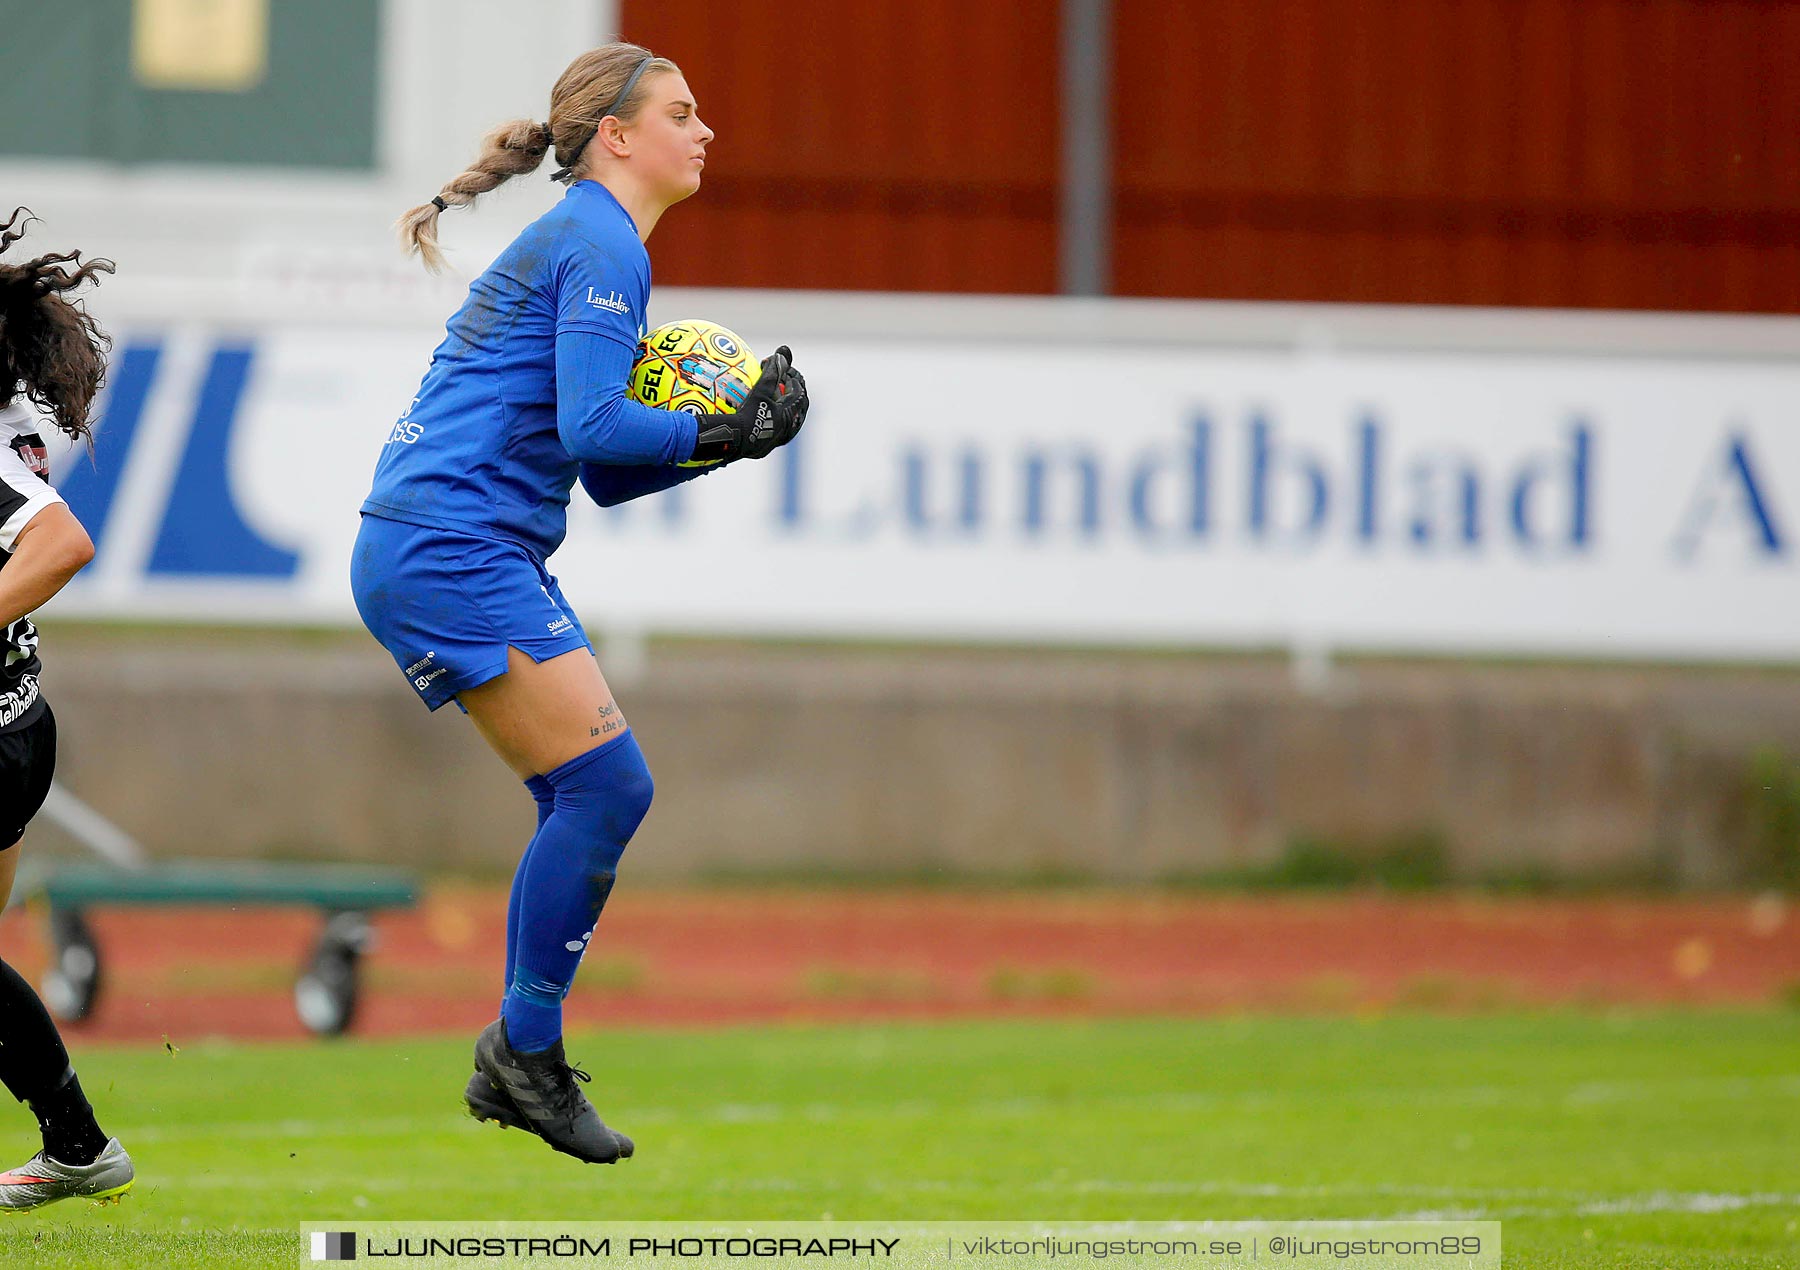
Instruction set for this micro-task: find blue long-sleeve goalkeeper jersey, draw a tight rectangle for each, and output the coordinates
[361,180,700,559]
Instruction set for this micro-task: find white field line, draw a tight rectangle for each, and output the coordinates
[109,1067,1800,1145]
[856,1178,1800,1218]
[146,1169,1800,1222]
[1368,1194,1800,1220]
[1024,1178,1800,1218]
[113,1115,455,1145]
[614,1070,1800,1125]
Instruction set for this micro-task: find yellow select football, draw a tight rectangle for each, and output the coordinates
[627,320,760,467]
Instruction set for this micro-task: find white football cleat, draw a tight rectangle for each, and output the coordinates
[0,1138,134,1212]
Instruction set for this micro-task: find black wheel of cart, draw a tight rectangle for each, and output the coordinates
[294,911,373,1037]
[41,906,102,1023]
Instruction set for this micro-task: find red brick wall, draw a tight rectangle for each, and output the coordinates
[622,0,1800,311]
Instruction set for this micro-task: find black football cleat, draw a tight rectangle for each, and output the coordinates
[472,1019,634,1164]
[464,1069,531,1131]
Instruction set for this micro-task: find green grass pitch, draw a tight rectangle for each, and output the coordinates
[1,1011,1795,1268]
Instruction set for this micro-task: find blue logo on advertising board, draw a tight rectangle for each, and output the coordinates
[61,341,299,579]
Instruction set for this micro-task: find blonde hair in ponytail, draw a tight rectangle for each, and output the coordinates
[396,42,681,274]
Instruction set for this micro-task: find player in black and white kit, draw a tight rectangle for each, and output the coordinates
[0,210,133,1211]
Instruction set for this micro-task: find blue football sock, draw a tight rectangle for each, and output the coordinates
[502,775,558,1002]
[501,732,654,1053]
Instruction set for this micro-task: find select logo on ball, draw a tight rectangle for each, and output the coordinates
[627,319,759,468]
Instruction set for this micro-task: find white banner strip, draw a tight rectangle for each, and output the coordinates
[32,295,1800,662]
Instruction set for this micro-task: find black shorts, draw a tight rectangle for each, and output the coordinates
[0,705,55,848]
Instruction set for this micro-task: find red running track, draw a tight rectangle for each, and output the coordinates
[1,888,1796,1043]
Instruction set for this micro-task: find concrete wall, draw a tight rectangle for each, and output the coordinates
[30,632,1798,888]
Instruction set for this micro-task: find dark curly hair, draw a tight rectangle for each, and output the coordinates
[0,207,115,443]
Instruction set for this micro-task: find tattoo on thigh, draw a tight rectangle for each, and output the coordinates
[591,699,625,738]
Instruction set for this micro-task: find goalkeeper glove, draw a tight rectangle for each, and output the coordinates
[689,346,809,463]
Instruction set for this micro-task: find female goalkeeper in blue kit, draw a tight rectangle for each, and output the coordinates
[351,43,808,1165]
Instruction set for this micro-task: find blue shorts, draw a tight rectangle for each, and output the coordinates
[351,513,592,712]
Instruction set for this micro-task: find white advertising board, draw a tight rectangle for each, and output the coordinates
[38,296,1800,661]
